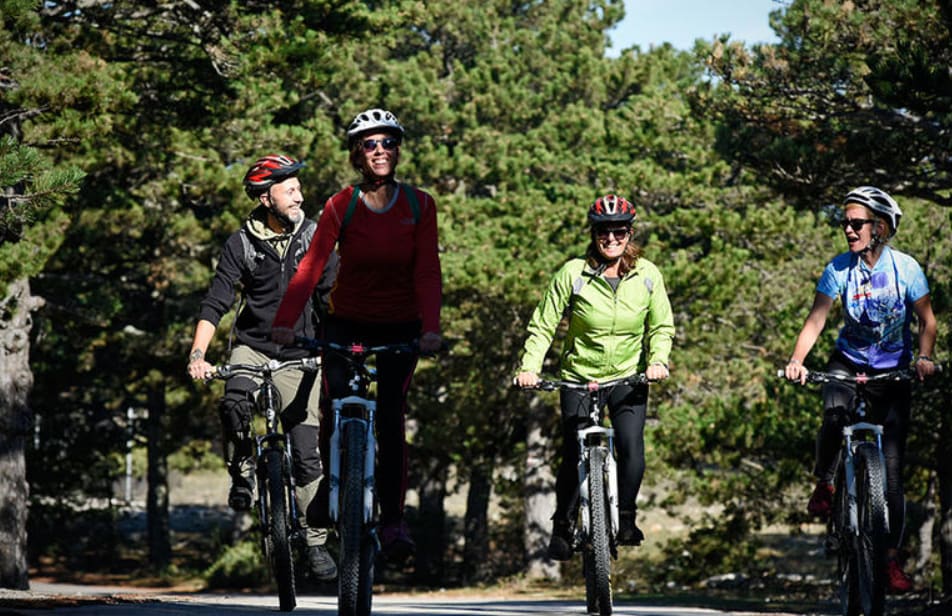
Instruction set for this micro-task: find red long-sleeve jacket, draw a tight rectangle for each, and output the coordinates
[273,184,442,334]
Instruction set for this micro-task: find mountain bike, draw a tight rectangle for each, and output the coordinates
[208,356,320,612]
[780,366,936,616]
[296,336,424,616]
[519,373,648,616]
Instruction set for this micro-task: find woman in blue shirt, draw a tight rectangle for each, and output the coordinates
[784,186,937,593]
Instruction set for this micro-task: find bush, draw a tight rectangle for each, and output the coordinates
[203,539,266,589]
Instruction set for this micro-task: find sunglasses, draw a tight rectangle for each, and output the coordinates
[840,218,876,232]
[361,137,400,152]
[595,227,631,239]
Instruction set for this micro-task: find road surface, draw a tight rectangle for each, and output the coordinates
[0,582,804,615]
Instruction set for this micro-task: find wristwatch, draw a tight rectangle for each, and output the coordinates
[188,349,204,363]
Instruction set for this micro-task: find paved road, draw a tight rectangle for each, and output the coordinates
[0,583,802,615]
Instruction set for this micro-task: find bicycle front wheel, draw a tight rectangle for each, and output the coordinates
[853,444,888,616]
[582,446,612,616]
[264,449,296,612]
[338,422,374,616]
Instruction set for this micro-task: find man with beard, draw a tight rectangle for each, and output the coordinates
[187,154,339,581]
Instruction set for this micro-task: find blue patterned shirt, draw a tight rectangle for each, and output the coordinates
[816,246,929,369]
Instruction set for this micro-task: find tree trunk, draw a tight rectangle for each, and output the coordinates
[0,278,42,589]
[915,474,936,574]
[939,408,952,597]
[146,382,171,568]
[462,462,492,584]
[524,395,559,580]
[413,457,447,584]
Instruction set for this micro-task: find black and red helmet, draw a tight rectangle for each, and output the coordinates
[243,154,304,200]
[588,194,637,225]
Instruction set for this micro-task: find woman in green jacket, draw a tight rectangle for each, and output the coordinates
[515,194,675,560]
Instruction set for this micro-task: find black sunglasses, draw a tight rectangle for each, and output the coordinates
[840,218,876,232]
[361,137,400,152]
[595,226,631,239]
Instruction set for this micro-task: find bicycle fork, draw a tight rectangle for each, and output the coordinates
[328,395,377,525]
[577,426,619,540]
[842,422,889,537]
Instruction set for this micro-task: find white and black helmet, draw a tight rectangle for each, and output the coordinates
[346,108,404,146]
[843,186,902,237]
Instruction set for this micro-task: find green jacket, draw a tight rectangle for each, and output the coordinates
[518,257,675,382]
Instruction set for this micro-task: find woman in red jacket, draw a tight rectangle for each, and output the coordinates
[273,108,442,559]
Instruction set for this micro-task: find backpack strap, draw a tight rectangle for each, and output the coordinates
[239,226,266,274]
[339,183,421,238]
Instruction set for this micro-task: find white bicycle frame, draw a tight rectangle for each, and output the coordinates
[327,394,377,525]
[577,424,620,540]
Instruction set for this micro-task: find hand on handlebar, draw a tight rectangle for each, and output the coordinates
[915,357,937,381]
[187,358,214,381]
[272,327,295,345]
[514,371,540,388]
[646,363,669,382]
[419,331,443,354]
[784,359,809,385]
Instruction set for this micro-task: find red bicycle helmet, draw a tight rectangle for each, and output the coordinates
[243,154,304,200]
[588,194,637,224]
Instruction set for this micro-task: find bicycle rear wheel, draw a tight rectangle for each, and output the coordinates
[853,444,888,616]
[263,449,296,612]
[338,422,374,616]
[582,446,612,616]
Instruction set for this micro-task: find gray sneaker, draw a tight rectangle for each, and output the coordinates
[306,545,337,581]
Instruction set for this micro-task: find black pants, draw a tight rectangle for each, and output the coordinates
[320,316,420,525]
[816,353,911,550]
[554,382,649,523]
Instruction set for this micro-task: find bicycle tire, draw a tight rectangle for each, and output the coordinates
[264,449,296,612]
[583,446,612,615]
[853,444,888,616]
[338,422,373,616]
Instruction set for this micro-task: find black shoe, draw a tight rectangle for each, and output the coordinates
[616,510,644,546]
[306,545,338,581]
[227,458,255,512]
[227,479,254,512]
[547,520,574,561]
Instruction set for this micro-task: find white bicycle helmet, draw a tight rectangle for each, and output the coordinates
[346,108,404,146]
[843,186,902,237]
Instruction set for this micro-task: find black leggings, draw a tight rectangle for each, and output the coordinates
[320,316,420,525]
[554,383,649,523]
[815,353,911,550]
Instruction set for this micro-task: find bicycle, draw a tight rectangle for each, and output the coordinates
[296,336,425,616]
[518,373,648,616]
[207,356,320,612]
[779,366,938,616]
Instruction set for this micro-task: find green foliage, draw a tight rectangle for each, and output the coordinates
[203,539,266,590]
[12,0,952,590]
[700,0,952,206]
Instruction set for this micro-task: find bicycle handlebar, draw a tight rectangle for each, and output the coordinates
[207,356,320,381]
[294,335,446,358]
[775,364,942,385]
[516,374,649,392]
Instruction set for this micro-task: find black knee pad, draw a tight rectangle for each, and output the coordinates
[219,392,255,438]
